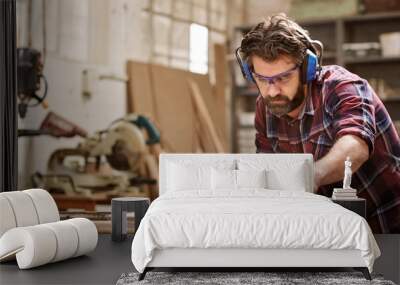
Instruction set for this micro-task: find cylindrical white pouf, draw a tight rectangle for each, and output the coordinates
[66,218,98,257]
[0,192,39,227]
[0,226,57,269]
[23,189,60,223]
[42,221,79,262]
[0,196,17,237]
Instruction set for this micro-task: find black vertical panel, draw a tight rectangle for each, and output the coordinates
[0,0,18,192]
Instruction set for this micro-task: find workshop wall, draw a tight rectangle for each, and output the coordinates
[17,0,137,188]
[16,0,247,189]
[244,0,291,24]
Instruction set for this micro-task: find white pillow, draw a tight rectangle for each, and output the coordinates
[237,169,267,188]
[211,169,268,190]
[167,162,211,191]
[266,162,307,191]
[238,159,308,191]
[211,168,236,190]
[166,160,236,192]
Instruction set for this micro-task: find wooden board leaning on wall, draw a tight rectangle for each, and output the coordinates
[127,45,229,154]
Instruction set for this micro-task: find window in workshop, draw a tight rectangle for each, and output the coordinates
[189,23,208,74]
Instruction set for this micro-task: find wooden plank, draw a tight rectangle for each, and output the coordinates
[194,110,215,153]
[213,43,229,151]
[190,73,227,152]
[137,155,150,197]
[188,79,224,153]
[150,64,194,153]
[52,195,97,211]
[126,61,157,121]
[189,73,215,152]
[127,61,223,153]
[143,154,159,200]
[149,143,162,165]
[193,119,205,153]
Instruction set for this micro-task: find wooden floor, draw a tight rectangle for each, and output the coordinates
[0,234,134,285]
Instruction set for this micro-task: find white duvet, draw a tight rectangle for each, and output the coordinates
[131,189,380,273]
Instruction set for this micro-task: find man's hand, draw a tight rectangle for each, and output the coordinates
[314,134,369,191]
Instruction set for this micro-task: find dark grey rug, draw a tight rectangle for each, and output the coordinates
[116,271,396,285]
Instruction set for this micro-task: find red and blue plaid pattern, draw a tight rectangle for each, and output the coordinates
[255,65,400,233]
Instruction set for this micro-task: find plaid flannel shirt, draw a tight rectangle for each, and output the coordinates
[255,65,400,233]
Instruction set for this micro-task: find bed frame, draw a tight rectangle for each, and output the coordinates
[140,248,371,280]
[138,154,372,281]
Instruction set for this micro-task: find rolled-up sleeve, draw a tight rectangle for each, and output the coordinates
[330,80,376,155]
[255,96,273,153]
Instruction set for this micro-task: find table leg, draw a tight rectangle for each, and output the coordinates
[112,201,123,241]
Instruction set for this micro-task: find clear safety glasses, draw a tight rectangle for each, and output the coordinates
[252,64,299,89]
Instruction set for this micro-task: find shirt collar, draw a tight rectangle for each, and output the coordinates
[300,90,315,118]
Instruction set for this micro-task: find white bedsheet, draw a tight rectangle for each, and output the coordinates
[131,190,380,273]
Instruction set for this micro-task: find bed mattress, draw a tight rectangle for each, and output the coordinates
[131,189,380,273]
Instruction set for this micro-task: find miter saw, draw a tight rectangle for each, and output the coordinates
[32,114,161,199]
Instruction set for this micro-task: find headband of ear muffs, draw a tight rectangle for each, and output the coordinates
[291,29,322,85]
[235,47,255,83]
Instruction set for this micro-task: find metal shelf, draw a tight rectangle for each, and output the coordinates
[344,56,400,64]
[342,11,400,22]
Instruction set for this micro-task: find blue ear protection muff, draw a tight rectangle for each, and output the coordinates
[301,49,318,84]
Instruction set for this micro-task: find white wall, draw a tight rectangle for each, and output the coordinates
[17,0,148,189]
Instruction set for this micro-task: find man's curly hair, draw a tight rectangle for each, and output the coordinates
[240,14,312,66]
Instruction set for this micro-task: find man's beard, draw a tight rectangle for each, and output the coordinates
[262,85,305,117]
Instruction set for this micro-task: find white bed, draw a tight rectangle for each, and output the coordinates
[131,154,380,280]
